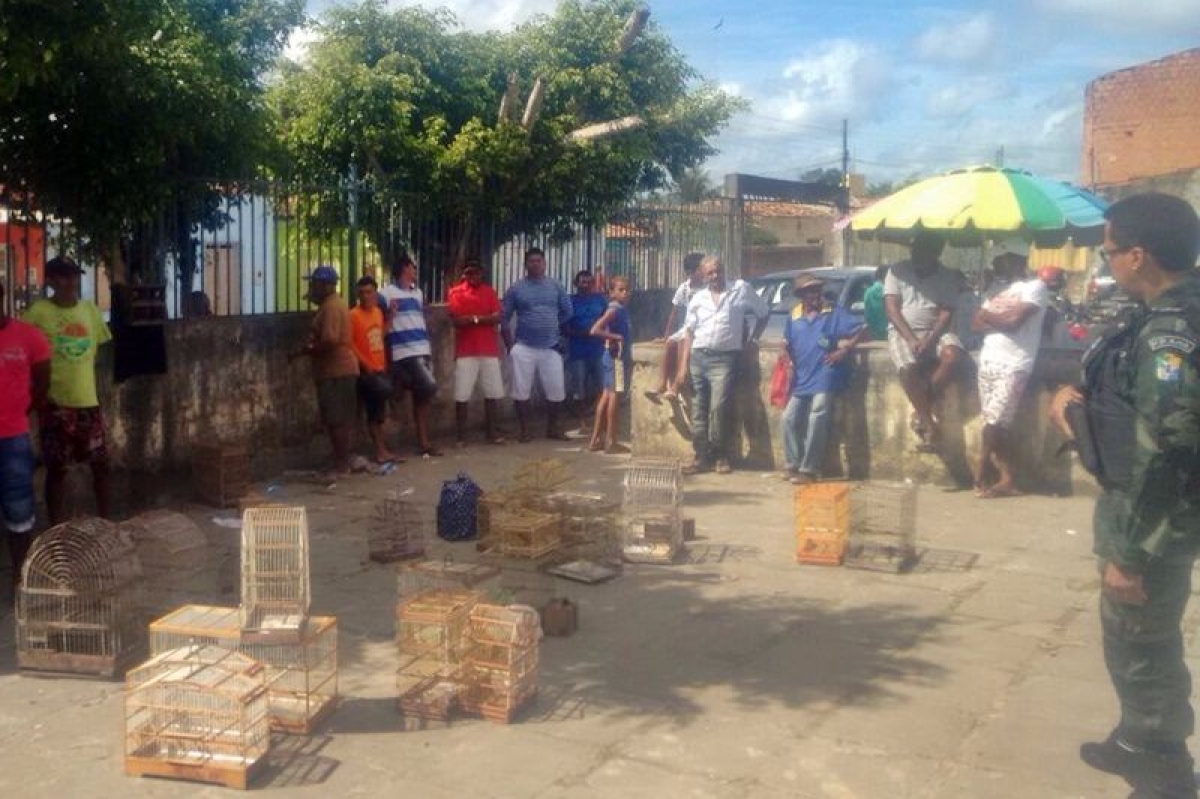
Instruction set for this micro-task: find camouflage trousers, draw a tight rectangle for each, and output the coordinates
[1101,558,1196,746]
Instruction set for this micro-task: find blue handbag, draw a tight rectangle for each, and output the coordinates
[436,472,482,541]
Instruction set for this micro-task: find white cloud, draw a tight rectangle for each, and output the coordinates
[913,13,999,65]
[389,0,555,32]
[1033,0,1200,33]
[924,76,1016,118]
[766,39,895,125]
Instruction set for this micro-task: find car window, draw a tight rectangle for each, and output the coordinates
[844,276,869,307]
[776,279,846,315]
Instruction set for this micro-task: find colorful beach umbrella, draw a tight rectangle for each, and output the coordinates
[851,165,1109,247]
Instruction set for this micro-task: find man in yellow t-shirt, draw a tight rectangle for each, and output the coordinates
[349,275,396,464]
[23,256,113,523]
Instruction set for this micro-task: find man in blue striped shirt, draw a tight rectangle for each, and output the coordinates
[502,248,574,442]
[380,255,441,456]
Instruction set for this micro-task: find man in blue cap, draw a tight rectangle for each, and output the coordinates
[290,265,358,473]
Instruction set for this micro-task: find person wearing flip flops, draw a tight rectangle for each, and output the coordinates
[883,231,966,452]
[970,242,1050,498]
[379,255,442,458]
[447,258,507,447]
[588,276,632,454]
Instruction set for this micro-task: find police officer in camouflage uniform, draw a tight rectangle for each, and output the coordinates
[1051,192,1200,799]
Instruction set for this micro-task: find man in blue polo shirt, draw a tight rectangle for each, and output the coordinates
[502,248,574,442]
[781,273,867,484]
[565,270,608,430]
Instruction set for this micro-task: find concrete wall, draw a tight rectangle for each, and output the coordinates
[630,341,1089,495]
[1082,48,1200,186]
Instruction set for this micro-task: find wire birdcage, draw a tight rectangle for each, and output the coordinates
[621,511,683,565]
[193,443,251,508]
[395,590,481,720]
[124,644,270,789]
[795,482,851,566]
[461,604,540,724]
[369,494,426,563]
[121,510,213,616]
[846,481,919,573]
[149,605,339,735]
[622,457,683,514]
[492,511,561,559]
[17,517,144,676]
[240,506,310,641]
[397,560,499,601]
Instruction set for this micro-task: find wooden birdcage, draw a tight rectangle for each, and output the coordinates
[493,510,561,559]
[461,604,540,724]
[795,482,851,566]
[17,517,144,676]
[845,481,919,573]
[395,590,481,719]
[397,560,499,601]
[530,492,622,567]
[149,605,339,735]
[511,458,573,499]
[124,645,270,789]
[121,510,213,617]
[369,494,426,563]
[193,443,251,508]
[622,457,683,514]
[240,506,310,642]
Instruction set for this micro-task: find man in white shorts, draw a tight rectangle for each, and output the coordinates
[502,248,573,442]
[884,231,966,451]
[970,243,1052,497]
[447,258,506,445]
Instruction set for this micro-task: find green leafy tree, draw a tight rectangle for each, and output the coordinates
[270,0,744,273]
[672,167,718,203]
[799,167,844,187]
[0,0,303,281]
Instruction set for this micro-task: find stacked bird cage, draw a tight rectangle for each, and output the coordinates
[846,481,919,573]
[240,507,310,642]
[461,604,540,724]
[621,457,684,564]
[17,517,144,676]
[795,482,851,566]
[532,492,622,568]
[124,644,270,789]
[148,604,339,735]
[369,493,426,563]
[492,510,561,559]
[395,590,481,720]
[121,510,212,617]
[193,442,251,508]
[397,560,499,602]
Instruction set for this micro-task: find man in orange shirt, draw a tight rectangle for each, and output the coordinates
[349,275,397,464]
[446,258,506,446]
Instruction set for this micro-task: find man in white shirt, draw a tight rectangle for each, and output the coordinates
[884,232,966,451]
[676,255,769,475]
[970,245,1051,497]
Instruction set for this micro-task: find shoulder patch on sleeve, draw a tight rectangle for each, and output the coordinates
[1148,334,1197,354]
[1155,351,1185,382]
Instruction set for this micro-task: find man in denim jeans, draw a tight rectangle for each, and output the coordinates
[0,280,51,582]
[676,256,769,474]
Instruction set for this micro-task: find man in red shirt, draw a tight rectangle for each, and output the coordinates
[446,259,506,445]
[0,280,51,581]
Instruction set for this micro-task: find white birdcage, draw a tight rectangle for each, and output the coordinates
[16,517,144,676]
[239,506,310,641]
[369,494,426,563]
[124,644,270,789]
[461,604,540,725]
[149,604,339,735]
[121,510,213,616]
[622,457,683,514]
[846,481,919,573]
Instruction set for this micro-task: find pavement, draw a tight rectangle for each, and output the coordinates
[0,437,1196,798]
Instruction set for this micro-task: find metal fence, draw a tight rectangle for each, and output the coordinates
[0,181,742,318]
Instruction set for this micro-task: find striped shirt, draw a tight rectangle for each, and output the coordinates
[379,284,431,361]
[503,277,573,349]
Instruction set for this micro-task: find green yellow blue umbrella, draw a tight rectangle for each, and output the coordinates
[850,165,1109,247]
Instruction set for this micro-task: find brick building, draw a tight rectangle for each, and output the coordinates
[1081,48,1200,188]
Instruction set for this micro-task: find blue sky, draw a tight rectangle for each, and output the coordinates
[300,0,1200,187]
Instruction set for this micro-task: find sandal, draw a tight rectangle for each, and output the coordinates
[419,446,444,458]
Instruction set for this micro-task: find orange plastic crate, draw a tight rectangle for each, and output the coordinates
[794,482,850,566]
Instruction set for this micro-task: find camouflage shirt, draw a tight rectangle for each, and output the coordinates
[1093,271,1200,570]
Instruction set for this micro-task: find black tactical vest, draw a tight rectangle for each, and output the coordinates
[1079,309,1141,491]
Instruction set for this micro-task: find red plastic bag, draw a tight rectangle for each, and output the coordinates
[769,352,792,409]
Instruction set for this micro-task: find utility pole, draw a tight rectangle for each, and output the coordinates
[346,163,360,278]
[841,118,851,266]
[995,146,1005,168]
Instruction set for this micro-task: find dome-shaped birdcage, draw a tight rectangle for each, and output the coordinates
[17,517,145,676]
[120,510,213,615]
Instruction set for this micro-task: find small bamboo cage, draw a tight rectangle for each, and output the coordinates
[121,510,212,617]
[621,512,683,565]
[369,494,426,563]
[240,506,310,641]
[149,605,338,735]
[795,482,851,566]
[511,458,573,499]
[395,590,481,719]
[193,443,251,508]
[846,481,919,573]
[17,517,144,676]
[397,560,499,601]
[531,492,622,567]
[124,645,270,789]
[492,510,561,559]
[461,604,540,724]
